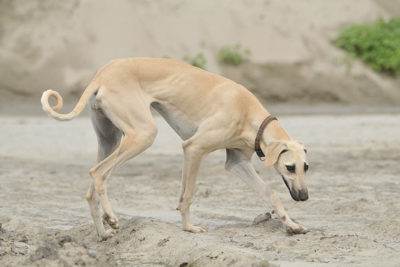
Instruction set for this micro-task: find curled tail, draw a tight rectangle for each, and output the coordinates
[41,82,99,121]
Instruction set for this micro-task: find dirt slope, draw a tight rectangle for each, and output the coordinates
[1,0,400,106]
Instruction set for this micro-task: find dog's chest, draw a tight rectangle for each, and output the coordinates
[151,102,198,140]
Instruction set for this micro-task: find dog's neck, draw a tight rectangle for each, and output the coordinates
[248,111,291,152]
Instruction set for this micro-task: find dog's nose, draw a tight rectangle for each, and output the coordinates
[299,191,308,201]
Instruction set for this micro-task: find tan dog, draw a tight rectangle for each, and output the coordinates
[41,58,309,241]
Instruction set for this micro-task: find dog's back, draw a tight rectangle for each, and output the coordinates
[93,58,263,126]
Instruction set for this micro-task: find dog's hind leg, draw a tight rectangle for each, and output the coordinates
[86,183,115,240]
[86,102,122,241]
[89,92,158,238]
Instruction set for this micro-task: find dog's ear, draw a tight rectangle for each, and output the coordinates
[294,140,307,154]
[264,141,288,167]
[295,140,304,146]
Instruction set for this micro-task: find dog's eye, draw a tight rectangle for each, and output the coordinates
[285,165,295,173]
[304,163,309,172]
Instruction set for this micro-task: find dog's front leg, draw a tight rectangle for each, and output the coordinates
[176,141,206,233]
[225,149,308,234]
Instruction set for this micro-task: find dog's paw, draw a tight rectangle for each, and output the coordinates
[98,229,116,241]
[184,225,207,233]
[286,224,308,235]
[103,214,119,229]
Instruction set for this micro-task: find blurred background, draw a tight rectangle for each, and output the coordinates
[1,0,400,114]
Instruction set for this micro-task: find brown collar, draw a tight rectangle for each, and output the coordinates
[255,115,278,160]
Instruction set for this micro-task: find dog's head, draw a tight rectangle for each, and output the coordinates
[263,140,309,201]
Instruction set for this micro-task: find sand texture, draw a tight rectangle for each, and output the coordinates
[0,114,399,266]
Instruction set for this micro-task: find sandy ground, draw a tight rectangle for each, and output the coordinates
[0,113,400,266]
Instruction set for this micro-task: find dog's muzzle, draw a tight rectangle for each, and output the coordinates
[281,175,308,201]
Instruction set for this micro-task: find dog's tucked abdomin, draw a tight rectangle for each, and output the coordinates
[41,58,309,241]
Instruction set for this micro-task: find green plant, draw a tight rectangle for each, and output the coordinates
[334,18,400,75]
[183,53,206,69]
[218,44,251,66]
